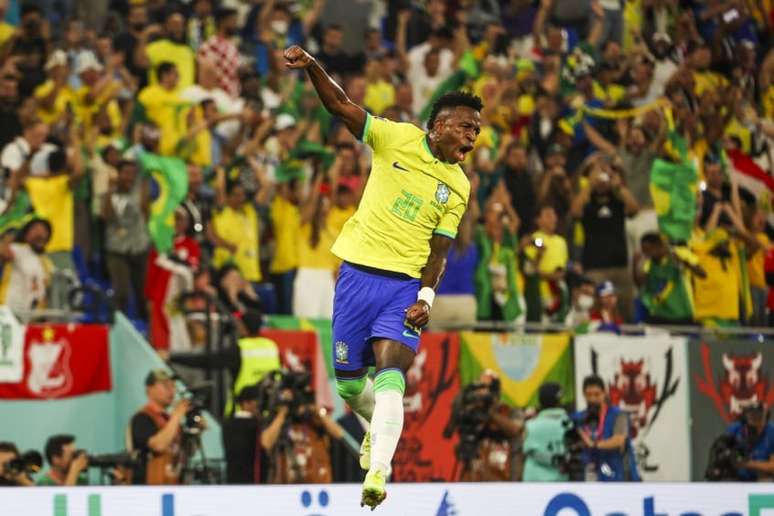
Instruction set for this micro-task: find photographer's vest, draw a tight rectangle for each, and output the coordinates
[576,404,641,482]
[141,404,181,485]
[228,337,281,414]
[523,408,570,481]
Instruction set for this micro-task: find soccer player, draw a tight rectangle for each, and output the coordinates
[285,45,481,509]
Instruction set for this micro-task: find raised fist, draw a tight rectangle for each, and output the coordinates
[284,45,314,70]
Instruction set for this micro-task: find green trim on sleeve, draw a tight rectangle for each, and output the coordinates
[360,112,372,142]
[434,229,457,239]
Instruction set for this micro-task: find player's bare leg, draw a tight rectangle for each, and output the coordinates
[361,339,414,510]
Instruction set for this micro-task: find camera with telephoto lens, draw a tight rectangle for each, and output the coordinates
[179,383,213,434]
[75,450,139,469]
[444,380,501,461]
[5,450,43,478]
[552,419,586,481]
[705,434,749,480]
[278,370,315,421]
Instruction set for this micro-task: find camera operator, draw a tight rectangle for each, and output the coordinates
[261,370,344,484]
[36,435,88,486]
[127,369,206,485]
[445,370,522,481]
[222,384,291,484]
[723,403,774,481]
[523,382,573,481]
[0,442,35,486]
[573,375,640,481]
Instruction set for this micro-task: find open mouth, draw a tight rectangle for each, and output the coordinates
[455,144,474,162]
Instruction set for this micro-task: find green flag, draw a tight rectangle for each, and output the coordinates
[138,152,188,253]
[0,190,34,234]
[650,158,697,242]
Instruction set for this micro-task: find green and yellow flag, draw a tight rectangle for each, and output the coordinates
[138,152,188,253]
[459,332,574,407]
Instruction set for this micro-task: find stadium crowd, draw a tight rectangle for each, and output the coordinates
[0,0,770,361]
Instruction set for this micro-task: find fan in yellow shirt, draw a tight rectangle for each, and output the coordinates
[72,52,123,135]
[138,62,190,156]
[211,182,262,283]
[285,45,482,510]
[34,50,74,125]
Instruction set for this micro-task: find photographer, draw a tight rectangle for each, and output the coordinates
[523,383,572,481]
[222,384,290,484]
[36,435,88,486]
[720,403,774,481]
[261,370,343,484]
[573,375,640,482]
[0,442,35,486]
[445,371,522,481]
[128,369,205,485]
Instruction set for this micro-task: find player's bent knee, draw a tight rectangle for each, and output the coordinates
[336,375,367,399]
[374,368,406,395]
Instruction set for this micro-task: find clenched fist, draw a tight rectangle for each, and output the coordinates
[284,45,315,70]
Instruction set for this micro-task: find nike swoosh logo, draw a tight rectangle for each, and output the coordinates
[392,161,410,172]
[402,330,420,339]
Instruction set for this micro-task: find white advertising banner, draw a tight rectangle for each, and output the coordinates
[2,483,773,516]
[573,333,691,481]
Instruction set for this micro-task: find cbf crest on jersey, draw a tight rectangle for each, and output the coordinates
[335,341,349,364]
[435,183,450,204]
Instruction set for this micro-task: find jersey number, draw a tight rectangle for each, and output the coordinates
[391,190,423,222]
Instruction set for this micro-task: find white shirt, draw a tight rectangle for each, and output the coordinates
[180,85,245,140]
[406,43,454,114]
[3,243,49,314]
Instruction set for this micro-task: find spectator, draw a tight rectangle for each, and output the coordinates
[0,117,49,211]
[523,205,569,322]
[33,50,73,126]
[138,61,186,156]
[145,208,201,352]
[565,276,596,328]
[363,56,395,116]
[475,194,523,322]
[536,144,572,236]
[113,3,151,87]
[635,232,706,325]
[574,375,640,481]
[36,434,88,486]
[497,142,537,239]
[198,8,240,98]
[431,209,478,330]
[0,218,53,313]
[293,174,337,319]
[572,159,639,321]
[747,209,771,326]
[136,8,196,89]
[128,369,202,485]
[590,281,623,332]
[723,402,774,481]
[269,176,301,315]
[186,0,215,52]
[316,24,362,78]
[102,159,150,319]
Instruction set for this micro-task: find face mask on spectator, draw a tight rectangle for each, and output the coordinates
[271,20,288,35]
[577,294,594,310]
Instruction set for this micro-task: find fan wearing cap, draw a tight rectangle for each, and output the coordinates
[33,50,74,125]
[72,50,123,136]
[0,217,53,314]
[285,44,480,508]
[128,369,197,485]
[523,382,572,481]
[589,280,623,331]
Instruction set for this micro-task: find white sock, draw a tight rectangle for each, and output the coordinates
[369,389,404,474]
[346,378,375,422]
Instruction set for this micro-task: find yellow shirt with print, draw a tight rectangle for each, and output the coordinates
[212,204,261,282]
[146,39,195,89]
[331,114,470,278]
[593,81,626,104]
[138,84,189,156]
[269,196,300,274]
[34,80,75,125]
[364,80,395,116]
[298,223,339,271]
[692,231,741,321]
[25,175,73,253]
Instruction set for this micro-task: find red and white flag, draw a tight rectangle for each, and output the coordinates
[0,323,111,399]
[727,148,774,209]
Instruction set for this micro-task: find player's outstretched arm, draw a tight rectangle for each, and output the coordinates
[284,45,366,138]
[406,234,453,328]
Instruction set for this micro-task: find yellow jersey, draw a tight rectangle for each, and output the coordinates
[26,175,74,253]
[146,39,196,89]
[269,196,300,274]
[33,80,74,125]
[298,222,339,271]
[212,204,261,282]
[138,84,190,156]
[331,114,470,278]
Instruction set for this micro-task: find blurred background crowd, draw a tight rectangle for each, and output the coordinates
[0,0,771,360]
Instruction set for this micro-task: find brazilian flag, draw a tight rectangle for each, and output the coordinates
[138,152,188,254]
[0,190,34,234]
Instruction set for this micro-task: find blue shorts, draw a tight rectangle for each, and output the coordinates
[331,262,421,372]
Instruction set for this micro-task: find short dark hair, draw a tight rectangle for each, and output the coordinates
[156,61,177,80]
[242,309,263,335]
[117,159,136,172]
[582,375,606,392]
[47,148,67,173]
[44,434,75,465]
[640,232,663,247]
[326,24,343,33]
[16,218,51,243]
[215,7,237,25]
[427,91,483,130]
[0,442,19,455]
